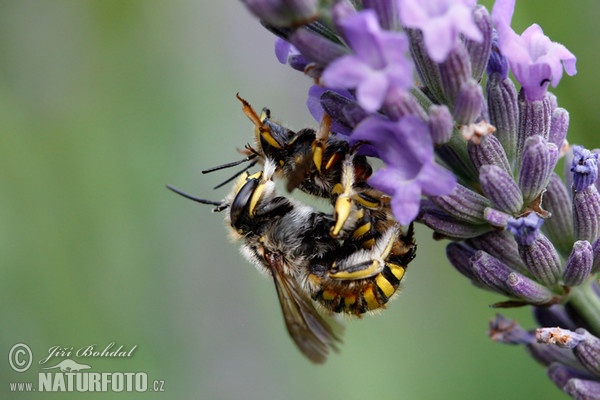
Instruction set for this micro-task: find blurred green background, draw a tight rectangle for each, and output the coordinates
[1,1,598,399]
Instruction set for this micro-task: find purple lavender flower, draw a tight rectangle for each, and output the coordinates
[275,38,309,71]
[230,1,595,396]
[506,213,544,246]
[306,85,356,136]
[571,145,599,192]
[491,0,577,101]
[397,0,483,62]
[321,9,413,113]
[351,115,456,224]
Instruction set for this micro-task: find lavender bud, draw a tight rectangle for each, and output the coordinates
[488,314,535,345]
[465,6,492,83]
[484,207,511,228]
[453,79,484,125]
[486,73,519,165]
[428,105,454,145]
[446,242,478,281]
[479,165,523,214]
[547,364,596,391]
[549,107,570,152]
[528,344,581,369]
[429,183,491,224]
[573,184,600,243]
[467,231,526,274]
[439,43,472,106]
[507,272,555,305]
[571,145,599,192]
[242,0,318,27]
[470,251,513,296]
[468,133,512,174]
[518,135,559,205]
[289,28,348,66]
[406,28,446,104]
[563,240,594,287]
[516,231,562,286]
[420,210,492,239]
[516,92,554,163]
[572,329,600,377]
[384,86,427,120]
[537,327,586,349]
[541,173,575,256]
[565,378,600,400]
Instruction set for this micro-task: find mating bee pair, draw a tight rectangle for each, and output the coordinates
[168,95,416,363]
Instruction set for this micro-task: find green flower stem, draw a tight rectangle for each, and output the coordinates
[568,278,600,336]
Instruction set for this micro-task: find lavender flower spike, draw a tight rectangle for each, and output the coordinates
[398,0,483,63]
[492,0,577,101]
[352,115,455,225]
[321,9,413,113]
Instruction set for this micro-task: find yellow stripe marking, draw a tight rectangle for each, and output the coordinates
[344,294,357,310]
[363,287,379,310]
[352,223,372,239]
[322,289,337,301]
[261,129,282,149]
[388,263,405,281]
[375,274,395,298]
[355,193,380,209]
[324,154,337,171]
[248,182,265,217]
[330,261,380,280]
[356,208,364,219]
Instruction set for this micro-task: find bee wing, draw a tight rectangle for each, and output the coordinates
[266,253,342,363]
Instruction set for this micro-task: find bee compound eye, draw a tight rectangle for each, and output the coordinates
[230,178,260,230]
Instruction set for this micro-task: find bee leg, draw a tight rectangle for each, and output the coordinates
[329,226,399,280]
[312,113,331,173]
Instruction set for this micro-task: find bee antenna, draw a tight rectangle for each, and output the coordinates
[212,159,258,190]
[201,153,258,174]
[166,184,222,206]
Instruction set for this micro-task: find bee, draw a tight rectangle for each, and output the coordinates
[210,95,392,239]
[167,158,415,363]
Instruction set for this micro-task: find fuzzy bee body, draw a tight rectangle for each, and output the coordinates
[169,96,416,363]
[219,161,414,362]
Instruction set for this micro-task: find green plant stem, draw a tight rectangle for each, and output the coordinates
[569,279,600,336]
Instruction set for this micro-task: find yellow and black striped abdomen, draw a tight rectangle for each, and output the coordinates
[311,261,406,316]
